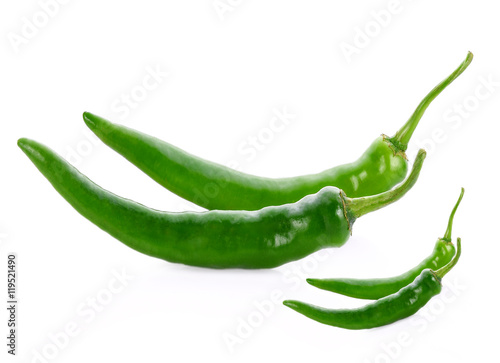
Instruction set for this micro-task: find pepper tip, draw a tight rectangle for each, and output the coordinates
[83,112,112,132]
[17,138,43,162]
[282,300,304,312]
[82,111,102,130]
[17,137,30,151]
[306,278,316,286]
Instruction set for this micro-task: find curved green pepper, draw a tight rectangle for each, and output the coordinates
[283,238,462,329]
[18,139,425,269]
[83,52,472,210]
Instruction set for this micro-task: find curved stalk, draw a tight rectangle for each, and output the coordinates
[435,238,462,279]
[346,149,426,218]
[389,52,473,151]
[442,188,465,242]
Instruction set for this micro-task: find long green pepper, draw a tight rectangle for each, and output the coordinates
[18,139,425,269]
[307,188,463,299]
[83,52,472,210]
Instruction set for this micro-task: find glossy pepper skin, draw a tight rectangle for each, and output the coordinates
[283,238,462,329]
[307,188,464,299]
[17,139,425,269]
[83,52,472,211]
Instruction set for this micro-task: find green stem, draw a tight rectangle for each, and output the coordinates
[442,188,465,242]
[435,238,462,279]
[346,149,426,218]
[389,52,473,152]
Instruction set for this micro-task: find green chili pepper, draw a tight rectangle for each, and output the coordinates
[307,188,463,299]
[17,138,425,269]
[283,238,462,329]
[83,52,472,211]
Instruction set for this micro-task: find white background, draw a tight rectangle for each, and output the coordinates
[1,1,499,362]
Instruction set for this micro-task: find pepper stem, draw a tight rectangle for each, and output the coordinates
[346,149,426,218]
[389,52,473,152]
[442,188,465,242]
[435,238,462,279]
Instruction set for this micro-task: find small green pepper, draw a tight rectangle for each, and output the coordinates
[283,238,462,329]
[18,139,425,269]
[307,188,463,299]
[83,52,472,210]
